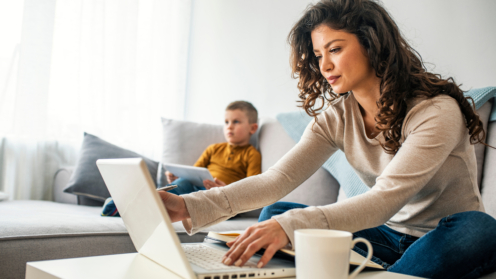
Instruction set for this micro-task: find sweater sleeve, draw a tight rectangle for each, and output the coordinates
[273,96,468,247]
[181,110,340,234]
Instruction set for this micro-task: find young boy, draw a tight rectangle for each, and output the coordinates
[101,101,261,217]
[166,101,261,195]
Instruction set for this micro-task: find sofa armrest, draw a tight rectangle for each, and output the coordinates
[53,167,77,204]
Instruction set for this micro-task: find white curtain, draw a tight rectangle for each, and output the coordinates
[0,0,192,200]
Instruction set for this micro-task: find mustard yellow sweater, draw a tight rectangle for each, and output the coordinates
[194,142,261,185]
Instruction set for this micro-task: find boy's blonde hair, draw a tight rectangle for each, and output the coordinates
[226,101,258,124]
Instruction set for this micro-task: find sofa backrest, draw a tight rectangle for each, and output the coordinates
[475,101,493,189]
[160,118,260,166]
[480,100,496,218]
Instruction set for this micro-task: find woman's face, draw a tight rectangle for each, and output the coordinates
[311,25,377,94]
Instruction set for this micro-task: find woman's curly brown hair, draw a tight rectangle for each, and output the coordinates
[288,0,489,154]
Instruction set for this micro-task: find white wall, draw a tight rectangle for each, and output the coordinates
[184,0,496,124]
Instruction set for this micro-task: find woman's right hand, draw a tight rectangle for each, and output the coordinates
[165,171,178,184]
[157,191,190,222]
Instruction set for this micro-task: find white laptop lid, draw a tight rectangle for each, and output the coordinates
[97,158,196,279]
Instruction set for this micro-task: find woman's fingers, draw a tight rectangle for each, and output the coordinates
[222,229,253,263]
[258,244,280,268]
[157,191,189,222]
[233,238,268,267]
[222,220,289,267]
[223,232,260,266]
[226,238,237,247]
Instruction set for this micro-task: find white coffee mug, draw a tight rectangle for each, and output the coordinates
[294,229,373,279]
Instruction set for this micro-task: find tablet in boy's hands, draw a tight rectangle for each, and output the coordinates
[163,163,214,187]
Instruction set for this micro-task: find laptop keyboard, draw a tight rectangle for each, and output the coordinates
[184,244,258,270]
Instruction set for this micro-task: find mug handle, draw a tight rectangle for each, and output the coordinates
[348,237,373,279]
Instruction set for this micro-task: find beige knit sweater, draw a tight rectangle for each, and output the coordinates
[181,92,484,247]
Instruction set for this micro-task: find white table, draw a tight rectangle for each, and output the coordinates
[26,252,424,279]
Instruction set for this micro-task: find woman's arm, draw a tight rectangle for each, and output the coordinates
[223,96,468,267]
[180,111,340,234]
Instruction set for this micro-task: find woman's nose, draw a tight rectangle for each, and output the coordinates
[320,56,333,73]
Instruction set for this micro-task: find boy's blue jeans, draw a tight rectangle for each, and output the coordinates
[259,201,496,279]
[168,178,206,195]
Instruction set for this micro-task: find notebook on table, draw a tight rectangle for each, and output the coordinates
[96,158,295,279]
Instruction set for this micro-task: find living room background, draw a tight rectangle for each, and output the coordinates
[0,0,495,201]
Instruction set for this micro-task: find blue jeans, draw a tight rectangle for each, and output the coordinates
[168,178,206,195]
[259,201,496,279]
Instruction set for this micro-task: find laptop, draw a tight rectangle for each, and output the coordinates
[96,158,295,279]
[163,162,215,187]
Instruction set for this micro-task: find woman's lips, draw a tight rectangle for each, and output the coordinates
[327,75,341,84]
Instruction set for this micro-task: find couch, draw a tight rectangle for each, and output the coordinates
[1,101,496,279]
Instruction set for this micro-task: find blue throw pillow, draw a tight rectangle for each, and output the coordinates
[276,112,369,198]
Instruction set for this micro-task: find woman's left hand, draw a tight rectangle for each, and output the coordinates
[222,219,289,268]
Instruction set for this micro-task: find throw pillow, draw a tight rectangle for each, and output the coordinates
[276,112,369,199]
[64,133,161,202]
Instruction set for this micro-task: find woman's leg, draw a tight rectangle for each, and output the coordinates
[258,201,308,222]
[260,202,410,269]
[168,178,206,195]
[388,211,496,279]
[352,225,418,269]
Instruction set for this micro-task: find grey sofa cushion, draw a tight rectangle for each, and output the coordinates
[64,133,161,202]
[258,118,339,206]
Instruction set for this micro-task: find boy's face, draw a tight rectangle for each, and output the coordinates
[224,109,258,146]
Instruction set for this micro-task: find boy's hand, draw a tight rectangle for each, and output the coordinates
[165,171,178,184]
[203,178,227,190]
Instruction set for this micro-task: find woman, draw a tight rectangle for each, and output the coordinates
[160,0,496,278]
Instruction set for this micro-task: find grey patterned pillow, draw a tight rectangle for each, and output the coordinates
[63,133,161,202]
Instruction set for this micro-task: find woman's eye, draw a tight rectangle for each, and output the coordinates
[330,48,340,53]
[315,55,322,60]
